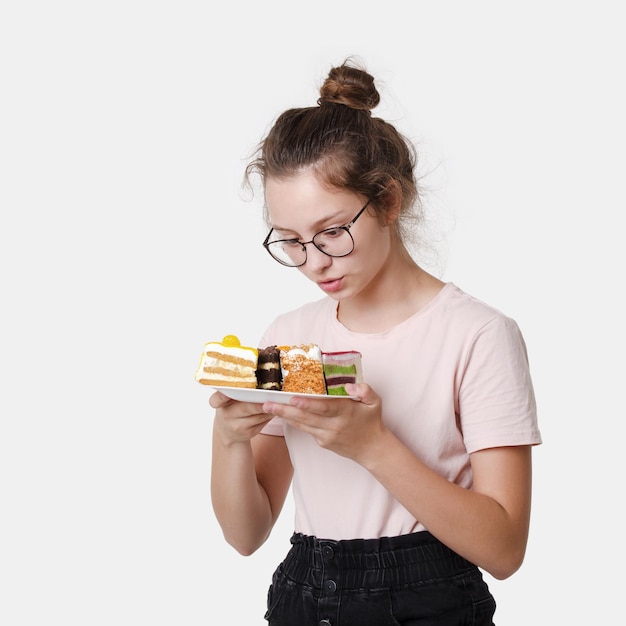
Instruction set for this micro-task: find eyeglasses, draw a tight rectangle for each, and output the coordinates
[263,199,371,267]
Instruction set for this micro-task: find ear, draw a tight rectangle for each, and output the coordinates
[381,179,402,225]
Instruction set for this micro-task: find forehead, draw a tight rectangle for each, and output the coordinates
[265,172,354,228]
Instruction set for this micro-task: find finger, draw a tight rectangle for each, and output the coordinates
[263,397,333,420]
[209,391,232,409]
[344,383,376,404]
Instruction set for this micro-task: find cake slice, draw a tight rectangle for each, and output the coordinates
[195,335,258,388]
[256,345,283,390]
[279,344,327,395]
[322,351,363,395]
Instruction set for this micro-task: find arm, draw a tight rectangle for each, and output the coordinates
[362,432,532,579]
[263,385,533,579]
[210,392,293,556]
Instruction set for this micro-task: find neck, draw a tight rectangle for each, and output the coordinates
[337,254,445,333]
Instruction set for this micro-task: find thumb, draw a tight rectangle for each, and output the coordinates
[343,383,378,404]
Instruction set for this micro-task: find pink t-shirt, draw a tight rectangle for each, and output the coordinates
[259,282,542,540]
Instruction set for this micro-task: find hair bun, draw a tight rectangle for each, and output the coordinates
[318,60,380,112]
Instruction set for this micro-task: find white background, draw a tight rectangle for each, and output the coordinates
[1,1,624,624]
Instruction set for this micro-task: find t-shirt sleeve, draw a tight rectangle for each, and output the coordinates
[458,315,542,453]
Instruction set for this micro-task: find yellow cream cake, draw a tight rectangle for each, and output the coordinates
[195,335,258,388]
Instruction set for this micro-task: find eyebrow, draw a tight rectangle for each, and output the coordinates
[270,211,347,235]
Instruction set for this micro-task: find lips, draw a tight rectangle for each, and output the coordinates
[318,278,343,293]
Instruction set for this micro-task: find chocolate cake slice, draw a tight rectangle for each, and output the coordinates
[256,345,283,390]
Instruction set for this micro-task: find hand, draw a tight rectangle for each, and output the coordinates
[209,391,275,445]
[261,383,385,464]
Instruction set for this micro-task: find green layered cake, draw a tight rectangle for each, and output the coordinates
[322,351,363,395]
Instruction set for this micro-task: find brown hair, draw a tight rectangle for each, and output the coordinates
[245,57,425,248]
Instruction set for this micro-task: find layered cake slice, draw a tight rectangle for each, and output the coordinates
[279,344,327,395]
[322,351,363,395]
[256,345,283,390]
[195,335,258,388]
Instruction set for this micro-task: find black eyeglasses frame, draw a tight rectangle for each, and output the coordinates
[262,199,372,267]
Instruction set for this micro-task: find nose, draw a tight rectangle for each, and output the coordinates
[304,242,333,272]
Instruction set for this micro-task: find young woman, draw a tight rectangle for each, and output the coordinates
[209,59,542,625]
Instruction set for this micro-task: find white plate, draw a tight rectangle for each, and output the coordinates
[209,386,359,404]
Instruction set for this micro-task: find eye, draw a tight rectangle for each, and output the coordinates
[280,239,302,249]
[320,227,344,238]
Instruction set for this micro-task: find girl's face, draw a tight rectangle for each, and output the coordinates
[265,171,394,301]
